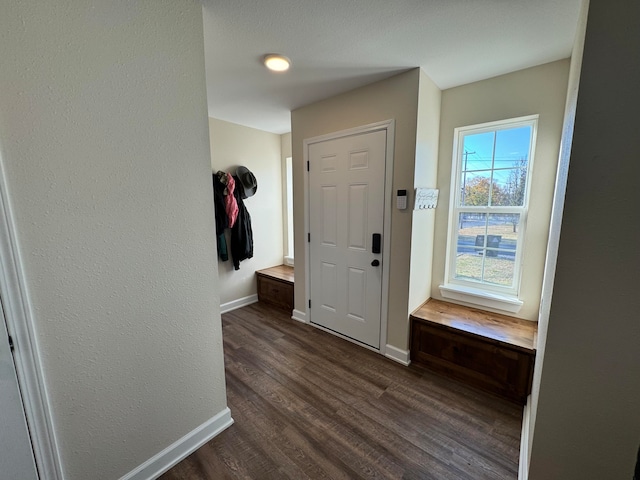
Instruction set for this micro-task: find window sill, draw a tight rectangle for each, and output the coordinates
[439,284,523,314]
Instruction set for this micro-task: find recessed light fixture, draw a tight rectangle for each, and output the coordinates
[263,54,291,72]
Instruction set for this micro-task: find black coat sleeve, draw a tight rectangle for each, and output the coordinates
[230,176,254,270]
[212,174,228,236]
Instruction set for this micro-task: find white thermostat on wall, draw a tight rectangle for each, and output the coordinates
[397,189,408,210]
[414,188,439,210]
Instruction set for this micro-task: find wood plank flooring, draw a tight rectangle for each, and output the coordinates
[160,302,523,480]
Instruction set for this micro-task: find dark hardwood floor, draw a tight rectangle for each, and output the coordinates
[160,302,523,480]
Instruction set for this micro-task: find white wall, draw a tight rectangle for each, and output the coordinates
[292,69,421,350]
[408,71,442,313]
[0,2,228,479]
[281,132,293,261]
[209,118,284,306]
[432,60,571,320]
[528,0,640,478]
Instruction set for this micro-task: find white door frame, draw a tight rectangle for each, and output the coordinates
[0,162,63,479]
[303,119,395,355]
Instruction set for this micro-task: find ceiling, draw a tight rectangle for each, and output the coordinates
[202,0,582,135]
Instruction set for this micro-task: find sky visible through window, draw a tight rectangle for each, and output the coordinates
[462,126,532,185]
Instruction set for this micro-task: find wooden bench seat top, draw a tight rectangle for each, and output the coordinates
[411,299,537,352]
[255,265,294,284]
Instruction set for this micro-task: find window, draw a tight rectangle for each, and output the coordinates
[441,115,537,311]
[284,156,294,265]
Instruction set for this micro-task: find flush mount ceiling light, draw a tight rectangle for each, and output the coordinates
[263,54,291,72]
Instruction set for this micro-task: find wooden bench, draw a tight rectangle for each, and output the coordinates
[256,265,294,313]
[410,299,537,404]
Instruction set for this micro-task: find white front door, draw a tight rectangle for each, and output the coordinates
[0,300,39,480]
[308,129,387,349]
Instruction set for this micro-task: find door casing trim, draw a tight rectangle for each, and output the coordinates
[303,119,395,356]
[0,157,63,479]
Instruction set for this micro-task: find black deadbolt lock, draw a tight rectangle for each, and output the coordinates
[372,233,381,254]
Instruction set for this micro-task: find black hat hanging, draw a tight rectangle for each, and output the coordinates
[236,166,258,199]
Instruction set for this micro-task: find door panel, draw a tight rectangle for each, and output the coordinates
[309,129,386,348]
[321,186,337,246]
[348,184,368,249]
[347,267,366,321]
[320,262,338,312]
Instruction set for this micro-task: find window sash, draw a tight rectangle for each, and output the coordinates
[453,206,524,214]
[451,208,525,290]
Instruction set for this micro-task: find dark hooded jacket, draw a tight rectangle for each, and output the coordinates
[230,175,253,269]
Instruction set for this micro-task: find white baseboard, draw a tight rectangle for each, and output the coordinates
[120,407,233,480]
[518,396,532,480]
[220,294,258,314]
[384,344,411,366]
[291,309,307,323]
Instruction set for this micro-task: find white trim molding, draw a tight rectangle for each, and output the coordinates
[439,284,523,314]
[220,294,258,314]
[120,407,233,480]
[0,159,64,478]
[384,344,411,366]
[518,396,532,480]
[291,309,307,324]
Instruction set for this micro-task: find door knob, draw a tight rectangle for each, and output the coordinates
[371,259,380,267]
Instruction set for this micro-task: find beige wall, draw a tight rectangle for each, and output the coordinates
[529,0,640,477]
[408,71,442,313]
[432,60,571,320]
[0,1,228,479]
[281,132,292,159]
[524,0,589,470]
[291,69,420,349]
[209,118,284,305]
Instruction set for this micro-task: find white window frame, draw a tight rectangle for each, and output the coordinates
[440,115,538,313]
[283,156,294,266]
